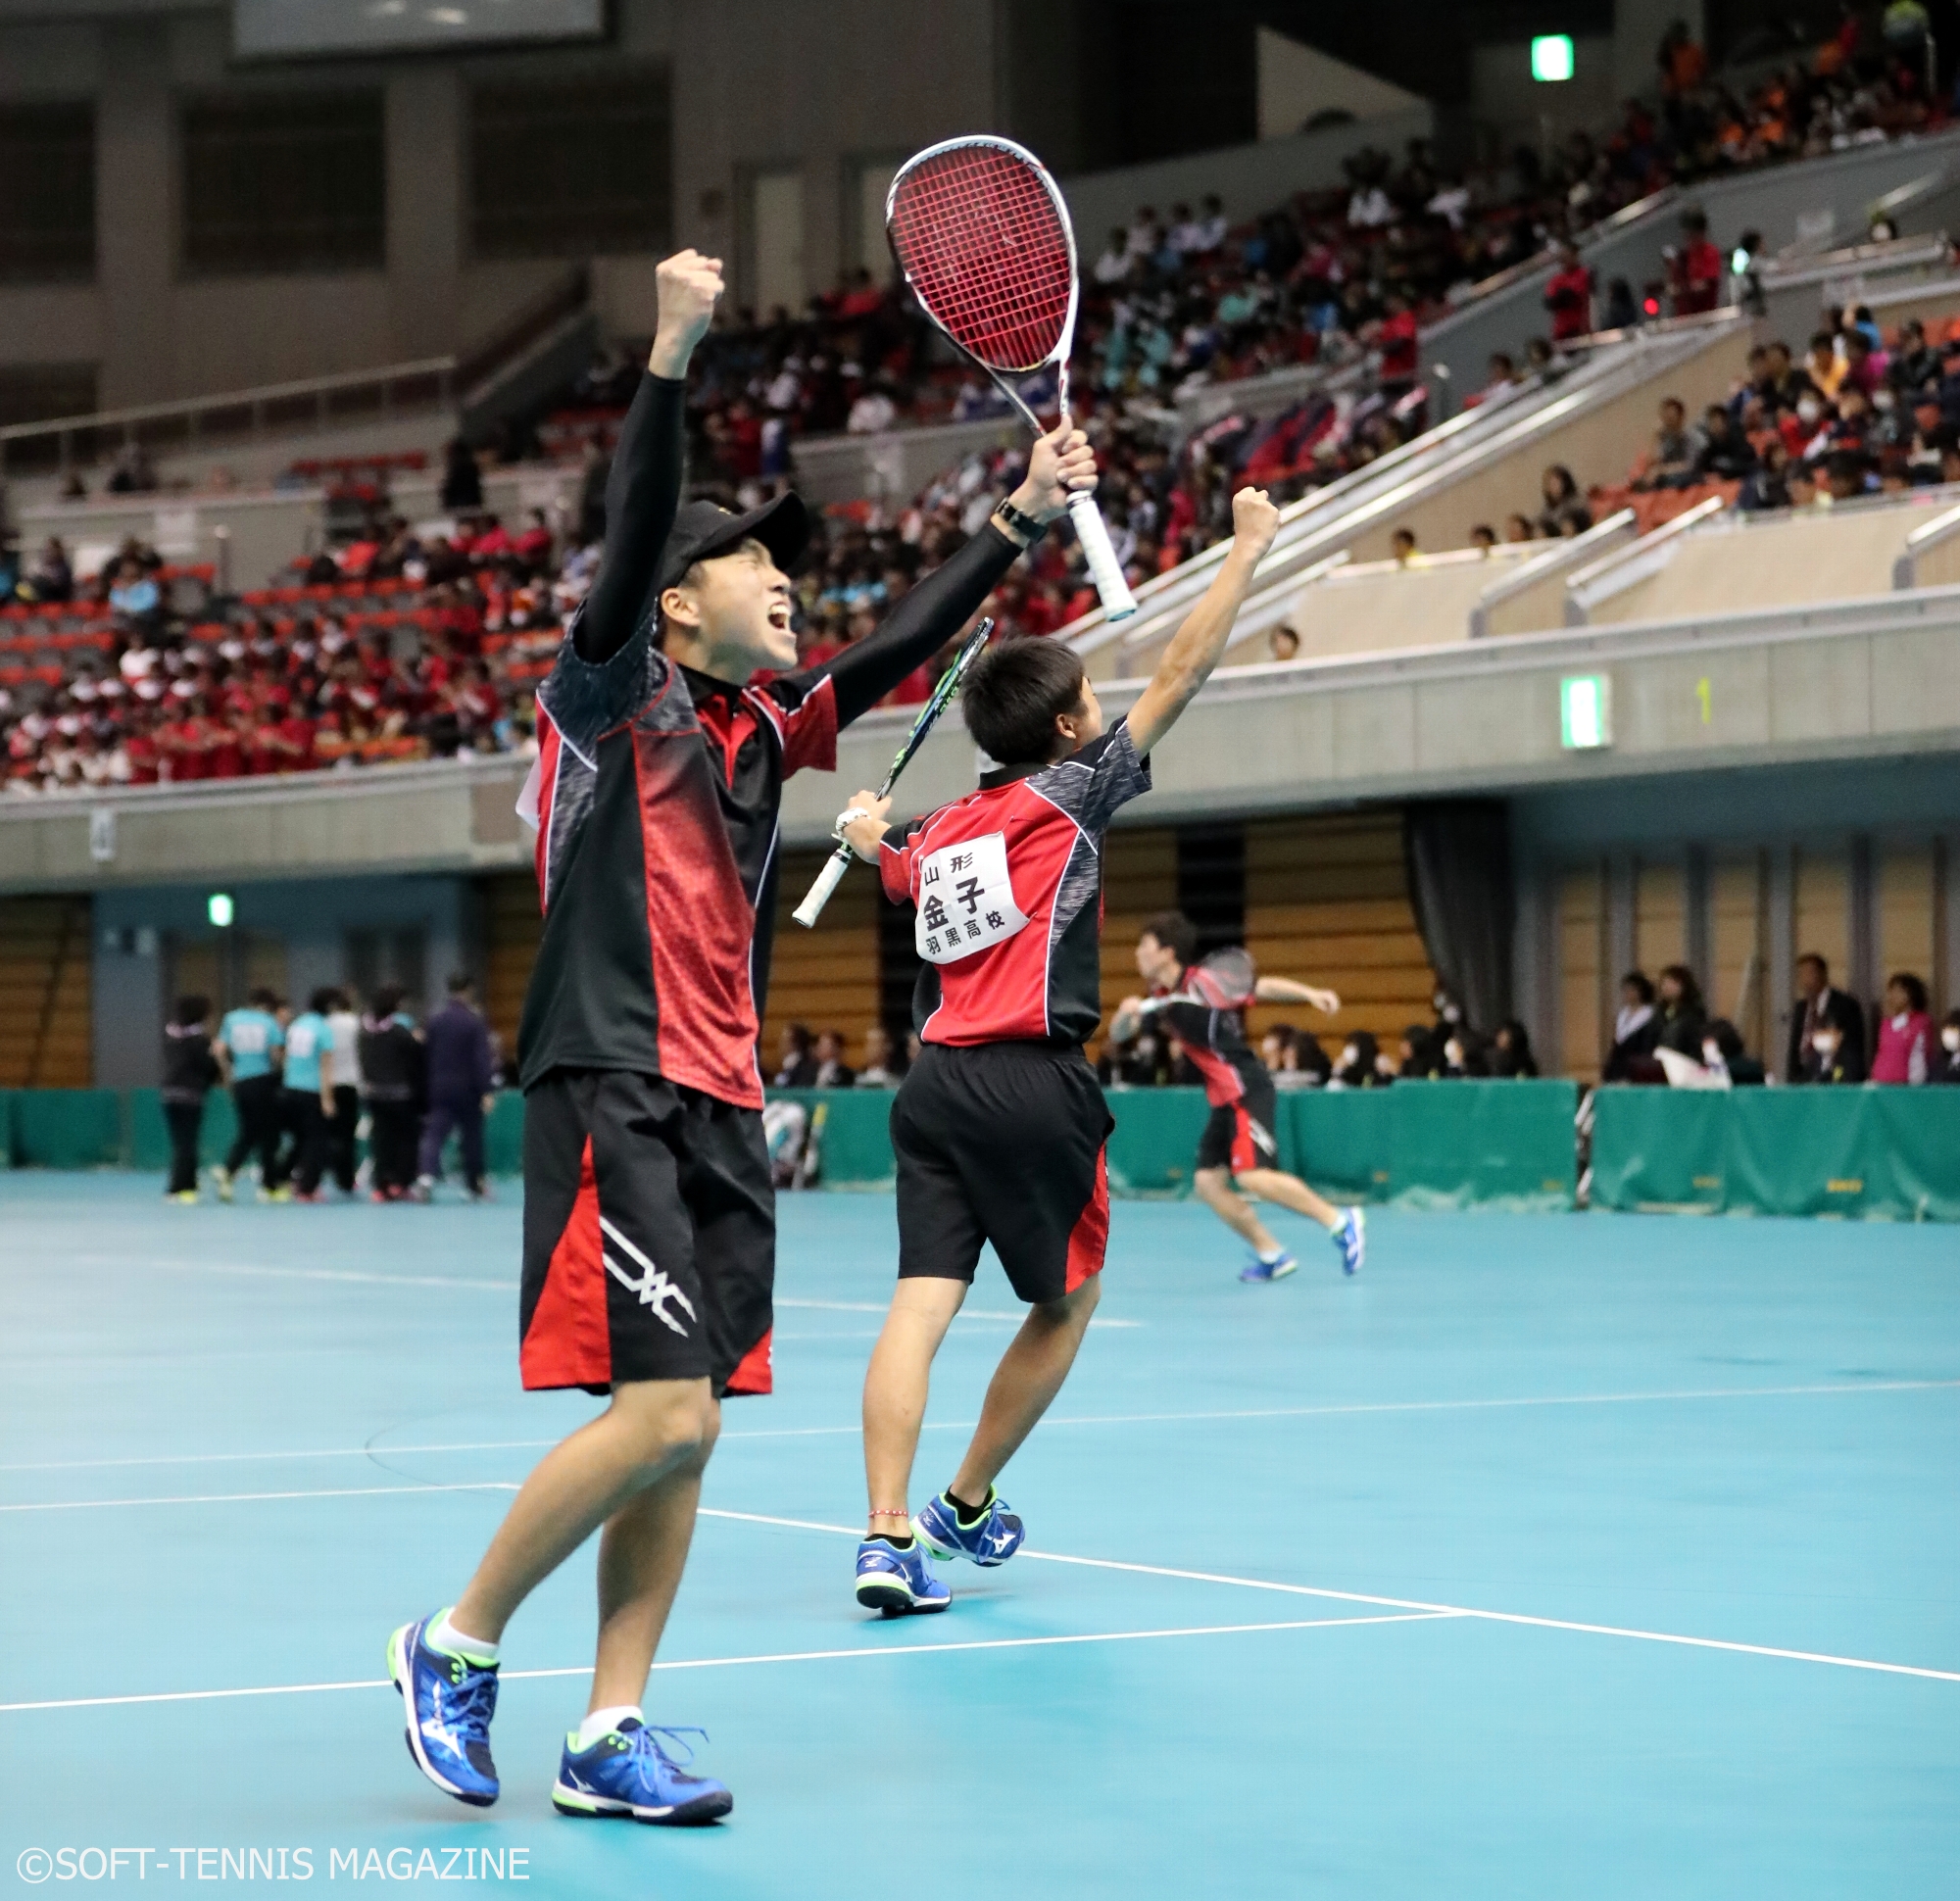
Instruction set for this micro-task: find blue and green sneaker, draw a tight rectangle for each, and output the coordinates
[386,1612,499,1807]
[552,1721,732,1826]
[914,1487,1024,1567]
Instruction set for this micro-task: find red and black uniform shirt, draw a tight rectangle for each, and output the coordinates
[1152,979,1267,1107]
[880,721,1152,1047]
[515,370,1024,1107]
[519,627,840,1107]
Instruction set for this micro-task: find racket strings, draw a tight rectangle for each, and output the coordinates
[889,146,1071,372]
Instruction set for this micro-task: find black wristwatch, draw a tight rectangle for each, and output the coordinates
[994,498,1050,544]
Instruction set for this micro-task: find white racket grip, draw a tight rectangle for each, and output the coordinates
[1067,490,1137,620]
[792,851,853,928]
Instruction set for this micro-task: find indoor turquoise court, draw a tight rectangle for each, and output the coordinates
[3,1175,1955,1899]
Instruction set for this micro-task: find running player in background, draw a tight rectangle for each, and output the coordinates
[272,990,337,1201]
[1110,920,1364,1283]
[839,484,1283,1616]
[211,987,283,1202]
[387,250,1098,1824]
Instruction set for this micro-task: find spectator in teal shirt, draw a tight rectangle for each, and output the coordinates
[215,990,284,1200]
[271,991,337,1199]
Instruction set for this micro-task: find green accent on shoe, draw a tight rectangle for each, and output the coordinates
[421,1608,500,1671]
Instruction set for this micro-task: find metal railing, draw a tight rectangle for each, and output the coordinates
[1564,493,1726,623]
[1467,509,1636,640]
[0,359,458,480]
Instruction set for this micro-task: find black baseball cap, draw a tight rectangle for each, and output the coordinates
[657,493,809,595]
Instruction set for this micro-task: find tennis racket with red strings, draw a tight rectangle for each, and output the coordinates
[886,134,1138,622]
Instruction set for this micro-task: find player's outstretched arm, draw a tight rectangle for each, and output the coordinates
[575,250,723,663]
[814,425,1097,726]
[1255,976,1341,1014]
[1124,486,1281,756]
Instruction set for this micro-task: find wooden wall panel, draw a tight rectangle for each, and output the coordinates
[1558,863,1606,1084]
[1879,844,1936,994]
[0,894,92,1087]
[1243,812,1437,1047]
[1794,848,1850,981]
[1094,826,1179,1053]
[1709,853,1767,1050]
[483,869,543,1063]
[761,847,883,1071]
[1634,860,1685,977]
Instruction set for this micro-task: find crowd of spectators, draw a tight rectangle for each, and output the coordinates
[1096,984,1543,1090]
[0,501,547,792]
[1597,951,1959,1086]
[7,14,1955,784]
[1402,296,1960,561]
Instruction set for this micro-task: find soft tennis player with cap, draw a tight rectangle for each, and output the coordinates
[385,249,1097,1826]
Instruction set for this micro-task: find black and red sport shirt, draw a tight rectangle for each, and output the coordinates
[517,370,1023,1105]
[1151,980,1266,1106]
[880,722,1151,1047]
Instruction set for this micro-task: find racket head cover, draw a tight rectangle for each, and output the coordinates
[886,136,1077,375]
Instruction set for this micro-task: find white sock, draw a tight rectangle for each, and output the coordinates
[1259,1244,1287,1263]
[577,1705,642,1750]
[428,1611,499,1666]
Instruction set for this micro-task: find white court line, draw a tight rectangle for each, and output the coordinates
[0,1482,518,1513]
[697,1508,1960,1687]
[6,1377,1953,1475]
[59,1256,1140,1328]
[0,1614,1448,1715]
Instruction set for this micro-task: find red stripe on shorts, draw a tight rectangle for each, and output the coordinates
[724,1326,774,1396]
[1229,1106,1259,1175]
[1063,1145,1110,1293]
[520,1136,612,1390]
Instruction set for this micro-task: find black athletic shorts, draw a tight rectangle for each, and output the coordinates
[1196,1071,1281,1175]
[893,1041,1113,1306]
[519,1068,774,1398]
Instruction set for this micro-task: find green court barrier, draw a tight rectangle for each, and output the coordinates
[1291,1089,1397,1201]
[123,1089,242,1171]
[12,1089,123,1170]
[485,1092,525,1178]
[0,1091,15,1168]
[1103,1088,1211,1194]
[1383,1079,1579,1210]
[1591,1086,1960,1220]
[1292,1081,1578,1210]
[767,1088,899,1187]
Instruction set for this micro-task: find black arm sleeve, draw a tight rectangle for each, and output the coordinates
[805,522,1025,727]
[573,372,687,664]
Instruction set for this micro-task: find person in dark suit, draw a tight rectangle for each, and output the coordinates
[1786,953,1867,1083]
[416,972,497,1200]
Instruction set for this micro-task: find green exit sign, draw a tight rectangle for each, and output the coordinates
[1531,33,1575,81]
[1560,674,1611,749]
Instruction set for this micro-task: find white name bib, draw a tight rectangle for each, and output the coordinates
[914,831,1030,964]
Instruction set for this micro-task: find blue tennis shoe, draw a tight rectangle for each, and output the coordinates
[1332,1207,1365,1276]
[914,1487,1024,1567]
[855,1535,951,1615]
[553,1721,732,1826]
[386,1613,500,1807]
[1240,1250,1298,1284]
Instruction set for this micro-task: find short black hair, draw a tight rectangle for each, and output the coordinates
[1888,971,1929,1013]
[960,635,1087,766]
[172,994,210,1028]
[309,987,338,1014]
[370,984,404,1017]
[248,986,279,1009]
[447,970,473,996]
[1140,910,1200,966]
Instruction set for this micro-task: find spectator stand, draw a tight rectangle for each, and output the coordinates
[1568,480,1960,623]
[1079,315,1752,682]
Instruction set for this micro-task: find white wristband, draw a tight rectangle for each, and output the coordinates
[834,805,870,838]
